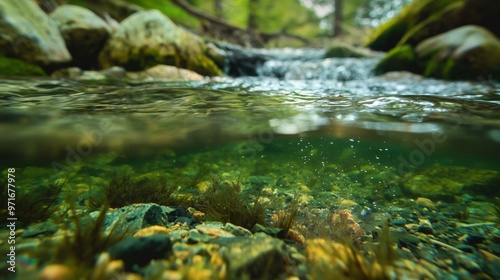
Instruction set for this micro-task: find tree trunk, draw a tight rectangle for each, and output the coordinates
[213,0,224,20]
[247,0,259,30]
[332,0,343,37]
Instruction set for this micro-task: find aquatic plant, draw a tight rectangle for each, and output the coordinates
[306,223,396,280]
[296,208,364,248]
[0,178,64,226]
[198,174,268,230]
[89,170,183,209]
[273,194,300,236]
[31,203,128,279]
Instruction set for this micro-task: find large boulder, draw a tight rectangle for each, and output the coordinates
[375,25,500,80]
[51,5,111,69]
[366,0,460,51]
[366,0,500,51]
[416,25,500,80]
[0,0,71,65]
[98,10,221,76]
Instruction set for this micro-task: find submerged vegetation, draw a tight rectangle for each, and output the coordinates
[197,174,269,230]
[88,170,183,209]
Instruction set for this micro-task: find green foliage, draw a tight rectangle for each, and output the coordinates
[89,170,183,209]
[198,174,268,230]
[0,56,46,77]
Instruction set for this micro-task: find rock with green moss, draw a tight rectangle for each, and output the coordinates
[416,25,500,80]
[375,26,500,80]
[0,0,71,65]
[366,0,500,52]
[374,45,418,74]
[402,166,500,199]
[366,0,460,51]
[98,10,221,76]
[324,42,375,58]
[0,56,46,76]
[51,5,111,69]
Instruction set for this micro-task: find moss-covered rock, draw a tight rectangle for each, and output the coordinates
[416,25,500,80]
[402,166,500,199]
[366,0,500,52]
[375,26,500,80]
[0,0,71,65]
[98,10,221,76]
[324,42,375,58]
[0,56,46,76]
[373,45,418,75]
[366,0,460,51]
[51,5,111,69]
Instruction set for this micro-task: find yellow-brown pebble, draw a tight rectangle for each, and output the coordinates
[39,264,74,280]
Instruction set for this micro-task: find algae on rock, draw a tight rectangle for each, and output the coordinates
[98,10,222,76]
[0,0,71,65]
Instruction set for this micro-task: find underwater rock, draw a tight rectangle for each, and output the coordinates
[402,166,500,199]
[223,234,290,279]
[108,234,172,271]
[98,10,221,76]
[0,0,71,65]
[97,203,172,236]
[51,5,111,69]
[251,223,286,239]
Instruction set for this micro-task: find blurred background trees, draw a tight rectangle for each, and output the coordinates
[55,0,412,46]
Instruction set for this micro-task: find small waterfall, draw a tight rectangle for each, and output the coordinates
[257,57,380,81]
[214,42,380,81]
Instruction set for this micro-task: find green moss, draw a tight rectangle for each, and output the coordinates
[366,0,461,51]
[374,45,419,75]
[0,56,46,77]
[324,42,370,58]
[398,1,464,47]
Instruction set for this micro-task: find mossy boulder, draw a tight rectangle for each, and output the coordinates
[324,42,375,58]
[0,0,71,65]
[0,56,46,76]
[98,10,221,76]
[366,0,500,52]
[366,0,460,51]
[375,26,500,80]
[374,45,418,74]
[416,25,500,80]
[51,5,112,69]
[402,166,500,199]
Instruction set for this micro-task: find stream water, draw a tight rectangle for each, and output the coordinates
[1,49,499,278]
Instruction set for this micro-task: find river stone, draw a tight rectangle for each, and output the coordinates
[108,234,172,271]
[126,64,204,81]
[415,25,500,80]
[94,203,172,236]
[223,235,290,279]
[50,5,111,69]
[0,0,71,65]
[98,10,221,76]
[402,166,500,199]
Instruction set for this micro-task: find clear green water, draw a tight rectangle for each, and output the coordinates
[0,74,499,203]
